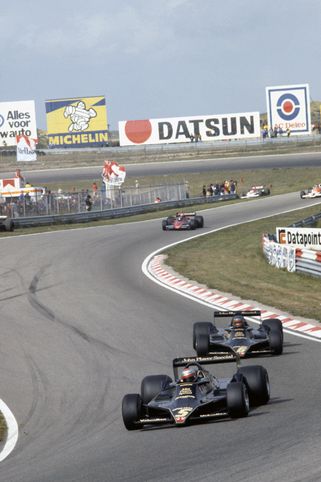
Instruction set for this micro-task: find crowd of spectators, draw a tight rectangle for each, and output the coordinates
[202,179,237,197]
[261,124,291,139]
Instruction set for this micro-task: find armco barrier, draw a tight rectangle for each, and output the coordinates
[11,194,237,229]
[262,210,321,278]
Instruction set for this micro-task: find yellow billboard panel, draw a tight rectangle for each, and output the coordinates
[46,96,108,147]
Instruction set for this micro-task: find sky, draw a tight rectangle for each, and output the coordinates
[1,0,321,130]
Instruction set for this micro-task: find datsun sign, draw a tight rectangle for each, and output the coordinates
[119,112,260,146]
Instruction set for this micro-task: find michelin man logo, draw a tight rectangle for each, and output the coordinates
[64,101,97,132]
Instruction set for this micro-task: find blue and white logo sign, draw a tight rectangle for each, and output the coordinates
[266,84,311,135]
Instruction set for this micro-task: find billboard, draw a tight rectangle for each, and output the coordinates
[46,96,108,147]
[276,227,321,250]
[266,84,311,134]
[0,100,37,147]
[119,112,261,146]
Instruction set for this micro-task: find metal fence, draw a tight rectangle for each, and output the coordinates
[0,183,189,218]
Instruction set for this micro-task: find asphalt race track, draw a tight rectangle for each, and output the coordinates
[1,150,321,184]
[1,193,321,481]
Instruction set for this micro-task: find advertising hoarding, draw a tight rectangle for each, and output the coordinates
[0,100,37,147]
[46,96,108,147]
[276,227,321,250]
[265,84,311,134]
[119,112,260,146]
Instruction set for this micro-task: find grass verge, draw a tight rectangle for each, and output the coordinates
[164,206,321,322]
[43,166,321,198]
[0,414,7,441]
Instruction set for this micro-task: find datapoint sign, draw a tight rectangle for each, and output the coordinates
[266,84,311,134]
[119,112,261,146]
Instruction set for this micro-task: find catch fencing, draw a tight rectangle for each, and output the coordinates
[262,211,321,278]
[0,183,189,219]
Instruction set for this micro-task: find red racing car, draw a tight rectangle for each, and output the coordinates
[162,212,204,231]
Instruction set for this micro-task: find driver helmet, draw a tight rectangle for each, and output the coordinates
[231,315,245,329]
[180,366,198,383]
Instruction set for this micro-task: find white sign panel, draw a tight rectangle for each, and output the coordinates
[0,100,37,147]
[16,135,37,162]
[119,112,261,146]
[266,84,311,134]
[276,227,321,250]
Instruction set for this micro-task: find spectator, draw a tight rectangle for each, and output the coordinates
[202,185,206,197]
[85,194,92,211]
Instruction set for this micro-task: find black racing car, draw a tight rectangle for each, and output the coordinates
[122,354,270,430]
[162,212,204,231]
[193,310,283,358]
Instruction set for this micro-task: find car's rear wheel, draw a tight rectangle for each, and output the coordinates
[193,322,212,349]
[122,394,143,430]
[227,382,249,418]
[141,374,172,404]
[195,333,210,356]
[238,365,270,406]
[162,220,167,231]
[263,187,270,195]
[195,215,204,228]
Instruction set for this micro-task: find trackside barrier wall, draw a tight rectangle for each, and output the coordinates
[262,211,321,278]
[11,193,237,228]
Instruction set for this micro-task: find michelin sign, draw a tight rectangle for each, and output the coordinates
[46,96,108,147]
[0,100,37,147]
[266,84,311,134]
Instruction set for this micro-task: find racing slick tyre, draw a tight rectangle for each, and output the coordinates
[195,333,210,357]
[122,394,143,430]
[141,375,172,404]
[262,318,283,337]
[238,365,270,406]
[263,187,270,195]
[195,215,204,228]
[189,219,197,230]
[162,220,168,231]
[227,382,250,418]
[300,190,306,199]
[268,329,283,355]
[193,322,213,349]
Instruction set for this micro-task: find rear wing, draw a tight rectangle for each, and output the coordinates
[176,212,196,216]
[214,310,261,319]
[173,354,239,379]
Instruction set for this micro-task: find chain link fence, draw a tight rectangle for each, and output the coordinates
[0,183,189,218]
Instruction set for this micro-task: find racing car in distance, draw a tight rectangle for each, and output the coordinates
[122,354,270,430]
[300,184,321,199]
[240,185,271,199]
[193,310,283,358]
[162,212,204,231]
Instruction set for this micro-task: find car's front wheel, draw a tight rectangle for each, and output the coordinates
[141,374,172,404]
[122,394,143,430]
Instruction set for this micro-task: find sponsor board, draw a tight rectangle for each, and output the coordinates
[265,84,311,134]
[119,112,261,146]
[277,227,321,249]
[45,96,108,147]
[0,100,37,147]
[16,134,37,162]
